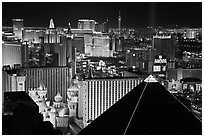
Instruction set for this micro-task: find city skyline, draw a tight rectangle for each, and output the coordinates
[2,1,202,135]
[2,2,202,28]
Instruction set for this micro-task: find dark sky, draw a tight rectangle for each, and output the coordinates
[2,2,202,28]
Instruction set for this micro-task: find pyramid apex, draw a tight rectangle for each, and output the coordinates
[49,18,55,28]
[144,75,158,83]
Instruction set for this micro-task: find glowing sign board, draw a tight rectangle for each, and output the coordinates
[154,55,167,64]
[154,59,167,64]
[153,66,161,72]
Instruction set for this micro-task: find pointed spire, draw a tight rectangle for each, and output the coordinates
[118,11,121,37]
[144,75,158,83]
[49,18,55,28]
[67,22,72,34]
[119,11,121,18]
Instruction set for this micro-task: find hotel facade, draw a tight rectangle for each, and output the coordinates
[81,77,143,127]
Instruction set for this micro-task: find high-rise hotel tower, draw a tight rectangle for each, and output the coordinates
[80,77,143,127]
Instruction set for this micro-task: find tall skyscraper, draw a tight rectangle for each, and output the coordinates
[118,11,123,52]
[38,37,46,67]
[12,19,24,40]
[21,41,29,67]
[153,35,177,61]
[118,11,121,37]
[66,23,76,78]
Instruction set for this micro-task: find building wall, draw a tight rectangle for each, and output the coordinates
[82,78,143,127]
[167,80,182,91]
[78,20,95,31]
[167,68,202,81]
[2,71,12,93]
[23,29,45,43]
[126,48,151,71]
[44,29,60,44]
[167,69,178,81]
[2,71,26,99]
[11,76,26,91]
[182,69,202,80]
[185,30,197,39]
[2,43,22,67]
[52,43,66,67]
[154,37,176,61]
[21,42,29,67]
[73,37,84,53]
[24,67,71,102]
[78,81,86,119]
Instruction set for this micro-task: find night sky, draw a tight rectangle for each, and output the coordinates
[2,2,202,28]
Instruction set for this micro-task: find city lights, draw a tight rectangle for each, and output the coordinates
[2,2,202,135]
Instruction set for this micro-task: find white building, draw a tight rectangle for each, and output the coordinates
[80,77,143,127]
[71,19,114,57]
[2,42,22,67]
[185,29,197,39]
[84,32,113,57]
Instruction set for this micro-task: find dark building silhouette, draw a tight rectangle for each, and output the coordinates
[3,92,62,135]
[153,35,177,61]
[126,48,156,72]
[79,75,202,135]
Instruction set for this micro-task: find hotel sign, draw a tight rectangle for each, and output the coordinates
[154,55,167,64]
[153,66,161,72]
[154,59,167,64]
